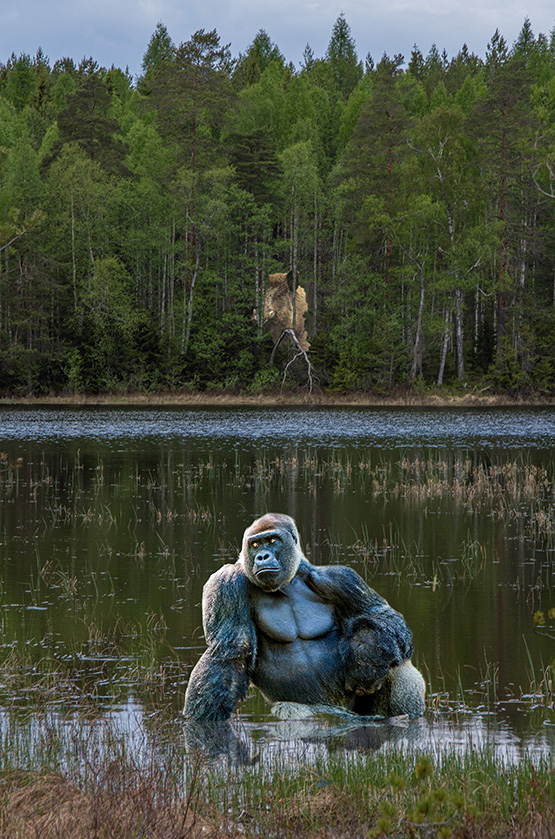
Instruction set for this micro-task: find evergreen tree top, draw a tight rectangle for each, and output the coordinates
[142,22,176,75]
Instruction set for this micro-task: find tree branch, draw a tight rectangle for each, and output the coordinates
[270,328,317,393]
[0,211,43,254]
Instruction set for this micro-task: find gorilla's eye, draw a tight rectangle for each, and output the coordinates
[269,537,277,544]
[250,540,260,549]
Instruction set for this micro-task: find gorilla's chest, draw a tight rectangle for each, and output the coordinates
[252,577,336,642]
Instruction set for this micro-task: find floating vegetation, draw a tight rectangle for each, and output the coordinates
[338,519,489,584]
[0,609,184,717]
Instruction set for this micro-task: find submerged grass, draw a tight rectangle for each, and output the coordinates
[0,613,185,716]
[3,449,555,512]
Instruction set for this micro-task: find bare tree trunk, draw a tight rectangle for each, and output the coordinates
[437,307,450,387]
[443,198,464,381]
[313,192,318,334]
[411,269,425,379]
[71,193,77,313]
[254,234,262,335]
[168,219,176,340]
[474,285,479,359]
[291,196,298,331]
[182,234,202,355]
[496,128,508,363]
[161,253,167,335]
[454,286,464,380]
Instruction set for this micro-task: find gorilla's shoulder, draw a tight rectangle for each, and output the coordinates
[302,560,387,612]
[203,561,249,602]
[202,561,254,644]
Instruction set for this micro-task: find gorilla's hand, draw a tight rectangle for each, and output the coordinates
[343,607,414,695]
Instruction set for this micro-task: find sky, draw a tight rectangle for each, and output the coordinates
[1,0,554,79]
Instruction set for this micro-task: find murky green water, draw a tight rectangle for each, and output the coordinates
[1,405,554,759]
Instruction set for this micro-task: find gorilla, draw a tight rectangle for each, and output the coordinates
[184,513,425,722]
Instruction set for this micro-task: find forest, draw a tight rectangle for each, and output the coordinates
[1,14,555,397]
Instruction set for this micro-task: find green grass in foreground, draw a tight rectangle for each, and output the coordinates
[0,711,554,839]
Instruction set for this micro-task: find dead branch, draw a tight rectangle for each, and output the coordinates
[270,328,317,393]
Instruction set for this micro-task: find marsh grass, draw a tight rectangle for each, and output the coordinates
[3,445,555,836]
[344,521,489,584]
[0,618,553,838]
[3,450,555,560]
[0,710,554,839]
[0,612,184,716]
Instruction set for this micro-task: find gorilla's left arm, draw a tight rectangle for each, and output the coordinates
[184,563,257,722]
[301,560,414,685]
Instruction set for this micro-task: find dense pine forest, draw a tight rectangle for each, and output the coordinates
[2,15,555,396]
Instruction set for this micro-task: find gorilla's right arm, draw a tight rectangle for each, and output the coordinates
[300,559,414,689]
[184,564,257,722]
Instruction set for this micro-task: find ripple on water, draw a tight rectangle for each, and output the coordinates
[1,405,555,451]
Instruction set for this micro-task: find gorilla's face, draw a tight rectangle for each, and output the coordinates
[241,514,301,592]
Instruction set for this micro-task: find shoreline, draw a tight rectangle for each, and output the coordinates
[1,390,555,408]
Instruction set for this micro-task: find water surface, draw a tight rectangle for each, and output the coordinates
[1,404,554,762]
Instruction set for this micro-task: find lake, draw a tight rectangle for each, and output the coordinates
[1,404,554,764]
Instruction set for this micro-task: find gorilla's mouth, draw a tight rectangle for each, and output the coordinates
[254,567,282,590]
[253,558,281,576]
[255,567,281,581]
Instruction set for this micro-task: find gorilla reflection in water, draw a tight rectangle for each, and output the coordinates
[184,513,425,724]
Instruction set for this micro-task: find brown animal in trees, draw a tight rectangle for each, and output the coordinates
[264,271,309,351]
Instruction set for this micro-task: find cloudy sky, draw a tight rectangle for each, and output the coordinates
[1,0,554,78]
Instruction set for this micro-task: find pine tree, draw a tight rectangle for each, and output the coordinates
[141,22,176,76]
[228,129,281,204]
[233,30,285,88]
[338,52,409,265]
[325,13,363,98]
[146,28,233,169]
[472,42,537,367]
[301,44,315,72]
[512,17,535,64]
[408,46,425,79]
[50,74,129,174]
[3,53,38,111]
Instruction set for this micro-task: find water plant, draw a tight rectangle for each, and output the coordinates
[1,718,554,839]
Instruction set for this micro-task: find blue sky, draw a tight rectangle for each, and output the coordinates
[1,0,553,78]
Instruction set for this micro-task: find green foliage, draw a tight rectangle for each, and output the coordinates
[1,19,555,395]
[371,756,465,838]
[227,128,282,204]
[234,61,288,141]
[50,74,129,174]
[233,29,285,89]
[185,301,258,391]
[2,53,38,111]
[63,347,85,393]
[146,28,233,161]
[325,13,363,99]
[141,22,176,78]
